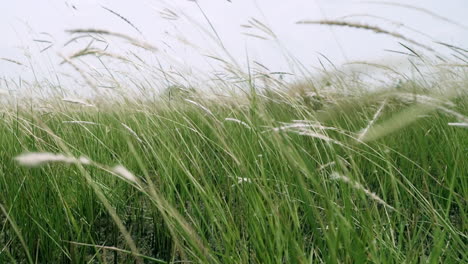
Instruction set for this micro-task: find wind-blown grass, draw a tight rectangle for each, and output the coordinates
[1,4,467,262]
[1,82,467,263]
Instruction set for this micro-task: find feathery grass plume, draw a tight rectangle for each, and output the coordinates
[62,121,99,125]
[358,99,387,142]
[282,121,339,131]
[397,94,468,123]
[121,123,143,143]
[101,5,143,35]
[297,131,344,146]
[329,172,395,211]
[0,89,8,96]
[338,14,434,39]
[296,20,434,52]
[62,97,95,107]
[358,103,432,142]
[271,122,344,146]
[112,165,137,183]
[224,118,251,129]
[15,152,91,167]
[185,99,217,119]
[448,123,468,128]
[434,105,468,123]
[66,29,158,51]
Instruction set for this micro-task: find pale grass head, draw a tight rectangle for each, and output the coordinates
[185,99,217,120]
[62,121,99,125]
[296,19,434,52]
[15,152,91,167]
[224,118,251,129]
[270,121,344,146]
[112,165,137,183]
[448,122,468,128]
[62,97,95,107]
[121,123,143,143]
[357,99,387,142]
[330,172,396,211]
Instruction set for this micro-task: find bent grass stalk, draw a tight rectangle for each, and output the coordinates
[297,20,435,52]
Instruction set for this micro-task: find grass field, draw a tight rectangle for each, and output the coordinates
[1,77,467,263]
[1,7,467,263]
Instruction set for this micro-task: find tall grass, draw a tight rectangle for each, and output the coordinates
[1,3,467,263]
[1,82,467,262]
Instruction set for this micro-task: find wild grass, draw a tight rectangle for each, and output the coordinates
[1,80,467,263]
[1,4,467,263]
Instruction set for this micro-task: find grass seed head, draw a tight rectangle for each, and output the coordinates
[15,152,91,167]
[62,97,95,107]
[448,122,468,128]
[112,165,137,183]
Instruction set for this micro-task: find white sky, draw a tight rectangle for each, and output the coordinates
[1,0,467,90]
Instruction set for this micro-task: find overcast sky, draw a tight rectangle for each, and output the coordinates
[1,0,467,85]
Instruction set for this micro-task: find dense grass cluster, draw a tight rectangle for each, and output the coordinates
[1,82,466,262]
